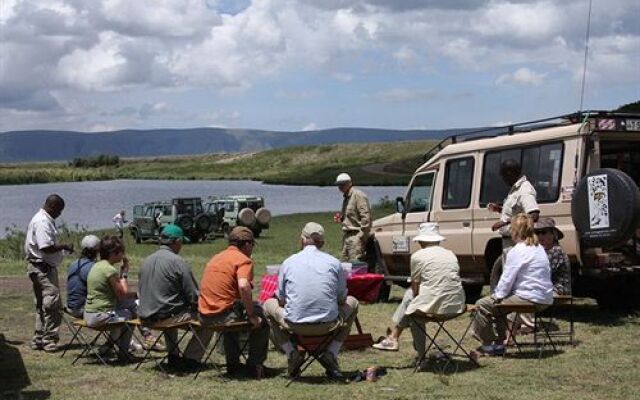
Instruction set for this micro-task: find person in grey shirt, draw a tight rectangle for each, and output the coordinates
[263,222,359,378]
[138,224,200,370]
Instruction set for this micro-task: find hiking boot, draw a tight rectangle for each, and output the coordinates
[246,364,277,380]
[287,350,305,377]
[143,334,166,352]
[321,352,340,376]
[30,340,43,351]
[372,337,399,351]
[42,342,58,353]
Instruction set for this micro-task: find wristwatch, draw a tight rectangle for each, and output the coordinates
[121,273,128,279]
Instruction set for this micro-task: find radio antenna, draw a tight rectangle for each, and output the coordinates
[579,0,593,112]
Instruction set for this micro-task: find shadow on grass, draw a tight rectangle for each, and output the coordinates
[0,334,49,399]
[504,348,563,360]
[542,303,640,327]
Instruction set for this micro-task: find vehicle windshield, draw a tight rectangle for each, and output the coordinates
[406,172,435,212]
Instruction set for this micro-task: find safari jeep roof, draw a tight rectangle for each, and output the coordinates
[207,195,264,202]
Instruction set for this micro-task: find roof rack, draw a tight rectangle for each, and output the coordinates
[422,110,630,162]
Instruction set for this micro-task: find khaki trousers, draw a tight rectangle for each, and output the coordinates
[263,296,359,353]
[341,231,367,261]
[472,295,548,345]
[27,263,62,346]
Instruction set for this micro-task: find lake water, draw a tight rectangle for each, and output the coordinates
[0,180,404,235]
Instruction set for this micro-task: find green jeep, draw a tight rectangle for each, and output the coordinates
[129,197,218,243]
[205,195,271,238]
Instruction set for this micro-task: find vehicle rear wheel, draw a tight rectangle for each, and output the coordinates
[194,213,213,232]
[176,215,194,232]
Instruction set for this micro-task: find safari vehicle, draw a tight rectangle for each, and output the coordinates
[205,195,271,237]
[369,111,640,308]
[129,197,217,243]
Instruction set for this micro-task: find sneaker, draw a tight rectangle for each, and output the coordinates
[372,337,399,351]
[287,350,305,377]
[30,340,43,351]
[42,342,58,353]
[129,339,143,353]
[473,344,505,357]
[143,335,166,352]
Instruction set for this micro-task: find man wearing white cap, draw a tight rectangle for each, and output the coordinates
[264,222,359,378]
[65,235,100,318]
[335,172,371,261]
[373,223,465,364]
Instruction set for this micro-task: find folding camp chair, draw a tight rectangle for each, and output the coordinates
[132,318,202,373]
[71,319,139,366]
[408,306,480,373]
[285,323,344,387]
[60,309,90,359]
[496,303,559,358]
[535,295,575,347]
[193,320,252,380]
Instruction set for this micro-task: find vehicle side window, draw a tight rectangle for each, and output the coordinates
[406,172,435,213]
[144,207,153,217]
[480,142,564,206]
[226,202,235,212]
[442,157,474,209]
[163,206,172,215]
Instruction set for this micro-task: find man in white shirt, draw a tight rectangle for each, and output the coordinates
[112,210,127,238]
[24,194,74,352]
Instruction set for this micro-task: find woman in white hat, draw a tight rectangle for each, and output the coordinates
[373,222,466,361]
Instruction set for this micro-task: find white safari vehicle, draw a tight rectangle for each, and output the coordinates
[369,111,640,308]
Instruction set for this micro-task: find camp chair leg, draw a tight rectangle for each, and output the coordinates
[135,330,167,371]
[451,310,476,357]
[437,322,480,367]
[410,317,442,373]
[61,323,88,359]
[73,330,112,366]
[286,329,341,387]
[534,314,559,358]
[194,329,228,380]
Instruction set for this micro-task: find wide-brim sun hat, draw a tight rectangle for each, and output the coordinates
[534,217,564,240]
[412,222,446,242]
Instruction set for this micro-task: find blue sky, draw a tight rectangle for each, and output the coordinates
[1,0,638,133]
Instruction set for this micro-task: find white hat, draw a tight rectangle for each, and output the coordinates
[412,222,446,243]
[335,173,352,184]
[301,222,325,240]
[81,234,100,250]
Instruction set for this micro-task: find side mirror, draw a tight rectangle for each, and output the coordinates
[396,196,407,217]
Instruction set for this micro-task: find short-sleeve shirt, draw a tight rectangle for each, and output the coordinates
[24,209,63,267]
[341,187,372,234]
[405,246,466,316]
[138,246,199,319]
[85,260,119,313]
[66,257,95,311]
[499,175,539,236]
[199,246,253,316]
[277,245,347,324]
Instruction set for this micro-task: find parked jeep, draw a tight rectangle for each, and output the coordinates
[205,195,271,238]
[369,111,640,309]
[129,197,218,243]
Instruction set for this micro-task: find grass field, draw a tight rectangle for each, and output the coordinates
[1,208,639,400]
[0,140,434,186]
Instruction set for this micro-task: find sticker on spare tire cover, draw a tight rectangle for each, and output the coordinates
[587,174,610,229]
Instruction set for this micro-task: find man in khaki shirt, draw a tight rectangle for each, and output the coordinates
[335,173,371,261]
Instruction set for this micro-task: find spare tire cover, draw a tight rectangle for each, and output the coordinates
[571,168,640,248]
[176,215,194,231]
[194,214,212,231]
[238,208,256,226]
[255,207,272,225]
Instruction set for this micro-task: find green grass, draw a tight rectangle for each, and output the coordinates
[1,209,639,400]
[0,140,435,186]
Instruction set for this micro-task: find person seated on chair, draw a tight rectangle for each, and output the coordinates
[65,235,100,318]
[471,214,553,356]
[535,217,571,296]
[186,227,270,379]
[84,235,136,361]
[373,223,465,363]
[138,224,200,370]
[263,222,359,378]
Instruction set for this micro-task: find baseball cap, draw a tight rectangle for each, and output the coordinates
[80,235,100,250]
[161,224,190,243]
[301,222,325,240]
[335,173,352,185]
[229,226,254,243]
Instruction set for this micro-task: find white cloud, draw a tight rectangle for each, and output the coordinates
[302,122,318,131]
[373,88,440,102]
[496,67,547,86]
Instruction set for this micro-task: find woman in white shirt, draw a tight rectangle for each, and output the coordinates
[471,213,553,356]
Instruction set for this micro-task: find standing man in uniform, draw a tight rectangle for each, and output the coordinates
[334,173,372,261]
[112,210,127,239]
[24,194,74,352]
[488,159,540,290]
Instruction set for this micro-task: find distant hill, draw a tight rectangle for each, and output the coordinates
[0,127,457,163]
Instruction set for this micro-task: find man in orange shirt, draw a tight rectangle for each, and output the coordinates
[185,227,270,378]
